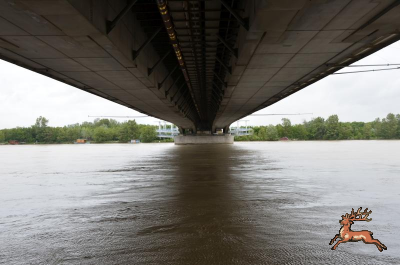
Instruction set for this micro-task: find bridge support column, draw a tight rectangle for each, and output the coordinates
[174,135,234,145]
[223,126,230,134]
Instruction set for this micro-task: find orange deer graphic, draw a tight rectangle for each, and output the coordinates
[329,207,387,252]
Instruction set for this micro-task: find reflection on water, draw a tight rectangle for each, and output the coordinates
[0,141,399,264]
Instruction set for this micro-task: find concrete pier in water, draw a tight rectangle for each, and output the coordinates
[174,135,234,145]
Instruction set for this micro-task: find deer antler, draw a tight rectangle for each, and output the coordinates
[348,207,372,222]
[341,213,349,219]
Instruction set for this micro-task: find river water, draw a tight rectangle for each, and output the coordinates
[0,141,399,264]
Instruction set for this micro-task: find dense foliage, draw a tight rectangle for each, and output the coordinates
[2,113,400,144]
[235,113,400,141]
[0,117,158,143]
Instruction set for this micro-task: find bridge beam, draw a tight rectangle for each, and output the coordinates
[213,71,227,88]
[166,75,183,97]
[218,0,249,31]
[106,0,139,34]
[159,65,179,89]
[148,49,172,76]
[170,82,186,100]
[132,26,163,61]
[216,34,238,58]
[215,56,232,75]
[2,0,400,134]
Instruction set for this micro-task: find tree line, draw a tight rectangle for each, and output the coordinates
[1,113,399,144]
[0,117,159,144]
[235,113,400,141]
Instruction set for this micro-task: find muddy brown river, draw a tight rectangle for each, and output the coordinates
[0,141,399,264]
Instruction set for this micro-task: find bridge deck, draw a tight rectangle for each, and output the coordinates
[0,0,399,131]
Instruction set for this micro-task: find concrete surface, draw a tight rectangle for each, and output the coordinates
[0,0,400,131]
[174,135,234,145]
[213,0,400,129]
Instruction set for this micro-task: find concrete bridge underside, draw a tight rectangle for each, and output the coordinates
[1,0,400,132]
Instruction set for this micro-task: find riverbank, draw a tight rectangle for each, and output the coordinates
[3,138,400,145]
[2,113,399,145]
[0,139,174,145]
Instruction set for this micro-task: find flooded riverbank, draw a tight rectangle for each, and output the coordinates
[1,141,399,264]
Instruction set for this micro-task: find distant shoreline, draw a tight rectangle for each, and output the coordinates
[0,142,173,145]
[2,113,399,144]
[2,139,400,146]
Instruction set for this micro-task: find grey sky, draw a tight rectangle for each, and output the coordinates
[1,41,400,129]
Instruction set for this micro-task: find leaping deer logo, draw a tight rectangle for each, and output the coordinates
[330,207,387,252]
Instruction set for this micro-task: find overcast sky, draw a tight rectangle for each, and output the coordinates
[1,41,400,129]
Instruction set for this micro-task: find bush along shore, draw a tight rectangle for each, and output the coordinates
[1,114,399,144]
[235,113,400,141]
[0,117,159,144]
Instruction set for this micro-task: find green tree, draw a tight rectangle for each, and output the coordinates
[276,124,285,138]
[66,125,81,141]
[0,130,5,143]
[5,127,35,143]
[281,118,292,138]
[291,124,307,140]
[265,125,279,140]
[81,127,94,140]
[339,123,353,140]
[396,114,400,138]
[372,118,382,138]
[252,126,260,136]
[380,113,398,139]
[257,126,267,140]
[34,116,49,128]
[119,120,139,142]
[139,125,157,143]
[32,116,50,142]
[94,118,119,128]
[93,126,111,143]
[256,126,278,141]
[363,123,375,139]
[81,121,95,128]
[350,122,365,140]
[42,127,55,143]
[305,117,325,140]
[2,113,399,143]
[324,115,340,140]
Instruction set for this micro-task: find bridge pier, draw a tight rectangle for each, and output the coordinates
[174,135,234,145]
